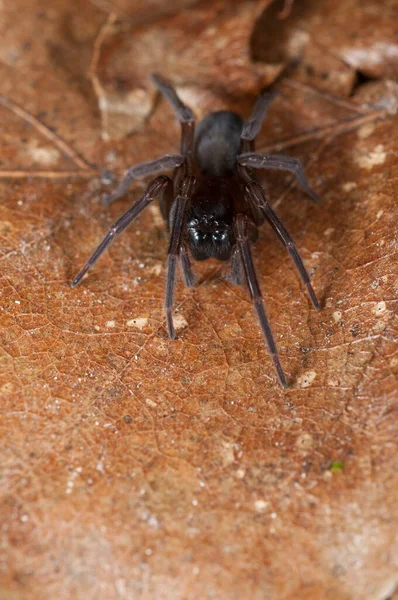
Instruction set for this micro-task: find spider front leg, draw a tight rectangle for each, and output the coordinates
[245,181,320,310]
[234,214,287,388]
[72,176,171,287]
[165,176,196,339]
[103,154,185,206]
[240,89,278,153]
[238,152,321,202]
[151,73,195,170]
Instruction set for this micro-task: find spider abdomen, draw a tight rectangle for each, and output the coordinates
[194,111,243,177]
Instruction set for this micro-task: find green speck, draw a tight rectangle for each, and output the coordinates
[330,460,345,472]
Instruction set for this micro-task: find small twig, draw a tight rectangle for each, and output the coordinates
[277,0,294,19]
[89,11,118,84]
[0,96,95,172]
[282,79,369,114]
[89,12,118,138]
[88,0,125,18]
[0,170,95,179]
[258,108,387,154]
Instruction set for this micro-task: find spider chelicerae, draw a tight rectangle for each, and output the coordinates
[72,73,321,388]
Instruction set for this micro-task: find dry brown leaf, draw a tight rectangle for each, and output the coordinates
[91,0,270,138]
[1,1,398,599]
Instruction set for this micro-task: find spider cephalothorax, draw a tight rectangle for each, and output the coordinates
[72,73,321,387]
[186,177,235,261]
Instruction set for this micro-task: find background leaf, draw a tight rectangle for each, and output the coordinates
[1,0,398,598]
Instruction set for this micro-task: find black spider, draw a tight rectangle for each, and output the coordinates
[72,73,321,387]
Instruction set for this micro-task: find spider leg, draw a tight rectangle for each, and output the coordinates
[165,176,196,339]
[234,214,287,388]
[240,89,278,152]
[103,154,184,206]
[230,246,244,285]
[180,241,195,287]
[151,73,195,169]
[245,181,320,310]
[72,175,170,287]
[238,152,321,202]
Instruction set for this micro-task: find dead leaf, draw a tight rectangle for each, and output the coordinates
[91,0,270,138]
[1,0,398,599]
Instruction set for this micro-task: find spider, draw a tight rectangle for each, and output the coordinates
[72,73,321,388]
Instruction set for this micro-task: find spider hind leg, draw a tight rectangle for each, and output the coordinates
[234,214,288,388]
[245,181,320,310]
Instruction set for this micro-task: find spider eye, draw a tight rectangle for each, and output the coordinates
[190,230,208,244]
[212,230,229,243]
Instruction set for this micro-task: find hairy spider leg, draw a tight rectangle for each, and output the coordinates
[152,73,198,290]
[230,245,244,286]
[240,89,278,152]
[180,241,195,287]
[245,181,320,310]
[103,154,184,206]
[71,176,171,287]
[151,73,195,168]
[238,152,321,202]
[234,214,287,388]
[103,72,196,207]
[165,176,196,339]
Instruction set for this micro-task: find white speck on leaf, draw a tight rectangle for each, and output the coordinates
[297,371,317,388]
[173,314,188,331]
[356,144,387,170]
[357,123,375,139]
[342,182,357,192]
[254,499,268,513]
[333,311,342,323]
[373,301,386,316]
[127,317,148,329]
